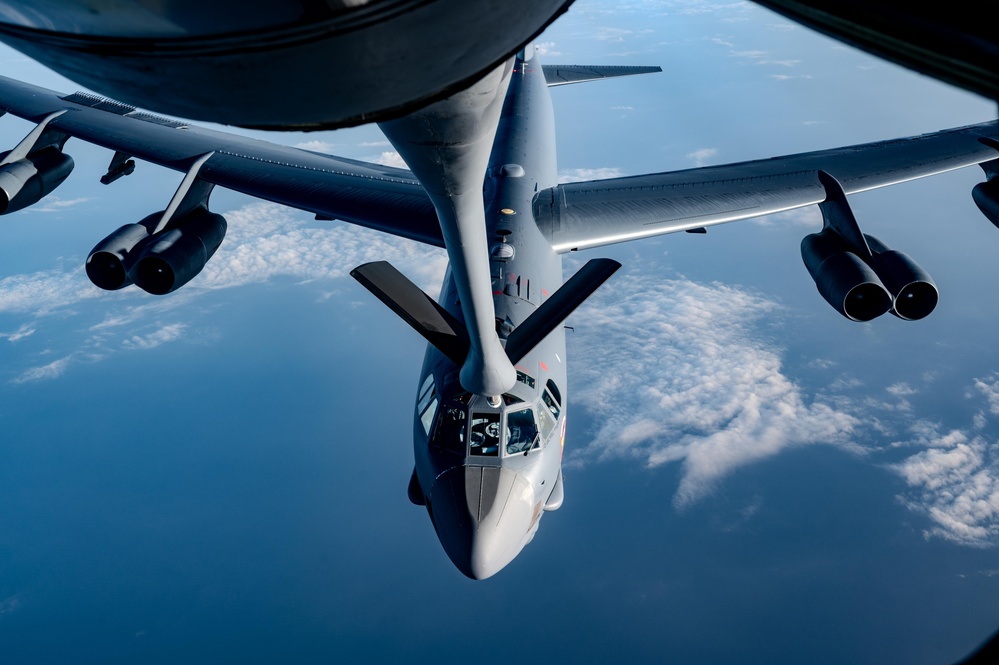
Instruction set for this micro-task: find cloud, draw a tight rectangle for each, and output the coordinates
[730,49,801,67]
[293,140,339,153]
[594,27,633,43]
[558,167,625,183]
[534,41,562,57]
[27,196,92,213]
[373,151,407,169]
[121,323,187,350]
[892,423,999,546]
[13,356,73,384]
[973,373,999,415]
[0,323,35,342]
[686,147,717,167]
[197,203,445,294]
[887,382,917,398]
[567,272,860,507]
[0,265,105,316]
[0,202,447,384]
[752,206,822,228]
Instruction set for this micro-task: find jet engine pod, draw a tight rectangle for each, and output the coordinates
[85,213,160,291]
[864,235,938,321]
[801,230,892,322]
[0,147,74,215]
[972,178,999,228]
[129,208,227,295]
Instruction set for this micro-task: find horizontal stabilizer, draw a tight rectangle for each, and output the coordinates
[351,261,469,364]
[504,258,621,364]
[542,64,662,87]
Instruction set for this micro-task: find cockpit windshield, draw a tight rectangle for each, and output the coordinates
[469,412,500,457]
[505,407,539,455]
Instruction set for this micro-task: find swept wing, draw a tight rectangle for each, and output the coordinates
[535,122,999,252]
[0,74,442,246]
[2,74,998,257]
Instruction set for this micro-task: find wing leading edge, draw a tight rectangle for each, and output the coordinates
[0,74,443,247]
[536,122,999,252]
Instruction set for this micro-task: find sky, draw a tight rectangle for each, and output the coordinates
[2,1,999,663]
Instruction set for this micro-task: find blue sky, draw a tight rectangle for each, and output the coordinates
[1,1,999,663]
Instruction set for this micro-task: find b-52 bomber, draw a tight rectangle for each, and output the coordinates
[2,47,999,578]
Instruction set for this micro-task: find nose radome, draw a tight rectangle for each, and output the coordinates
[429,466,540,580]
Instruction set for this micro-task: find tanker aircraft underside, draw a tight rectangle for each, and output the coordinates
[2,48,999,578]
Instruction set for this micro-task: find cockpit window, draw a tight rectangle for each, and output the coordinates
[538,404,555,441]
[505,408,539,455]
[539,381,561,441]
[434,405,466,456]
[545,379,562,406]
[417,374,438,436]
[469,412,500,457]
[542,390,560,421]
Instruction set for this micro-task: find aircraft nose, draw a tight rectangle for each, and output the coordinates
[429,466,540,580]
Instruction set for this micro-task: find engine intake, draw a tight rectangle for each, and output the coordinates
[801,230,892,322]
[85,214,158,290]
[0,147,74,215]
[864,235,938,321]
[129,208,227,295]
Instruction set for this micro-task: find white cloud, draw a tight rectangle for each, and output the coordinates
[558,167,625,183]
[0,266,105,315]
[567,273,860,507]
[28,196,92,213]
[13,356,73,383]
[0,202,448,385]
[198,203,446,294]
[122,323,187,350]
[373,151,407,169]
[893,424,999,546]
[686,147,717,167]
[752,206,822,228]
[0,323,35,342]
[293,140,339,153]
[534,41,562,57]
[887,382,917,397]
[594,27,633,42]
[973,373,999,415]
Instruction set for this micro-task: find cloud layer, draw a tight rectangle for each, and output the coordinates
[568,272,860,506]
[3,199,997,547]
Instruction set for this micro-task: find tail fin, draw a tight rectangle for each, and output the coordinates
[542,64,661,87]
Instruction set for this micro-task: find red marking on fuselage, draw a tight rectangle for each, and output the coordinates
[540,361,549,372]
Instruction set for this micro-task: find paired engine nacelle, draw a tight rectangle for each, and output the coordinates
[0,146,74,215]
[801,231,937,322]
[86,207,227,295]
[802,171,937,322]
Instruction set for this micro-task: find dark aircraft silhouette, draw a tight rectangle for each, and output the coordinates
[752,1,999,100]
[0,0,573,129]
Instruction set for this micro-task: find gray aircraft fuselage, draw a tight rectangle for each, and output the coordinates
[400,51,569,580]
